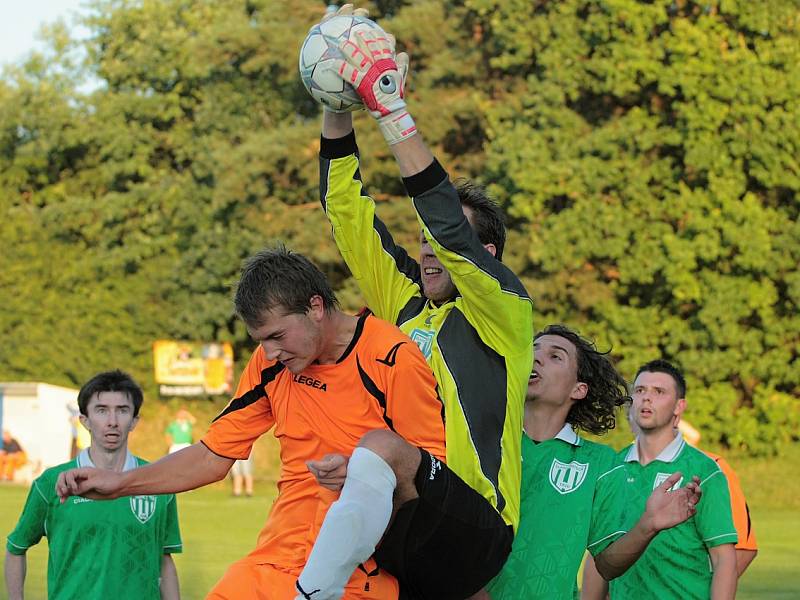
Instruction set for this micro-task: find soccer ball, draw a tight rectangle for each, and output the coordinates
[298,15,387,112]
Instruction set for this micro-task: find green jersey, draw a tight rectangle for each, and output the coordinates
[166,419,193,445]
[488,426,616,599]
[6,450,182,600]
[588,433,737,600]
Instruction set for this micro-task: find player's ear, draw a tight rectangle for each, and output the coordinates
[674,397,687,420]
[483,242,497,258]
[571,381,588,401]
[307,295,325,322]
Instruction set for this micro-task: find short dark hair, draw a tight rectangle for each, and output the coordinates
[635,359,686,398]
[535,324,629,435]
[234,245,339,328]
[455,180,507,261]
[78,370,144,417]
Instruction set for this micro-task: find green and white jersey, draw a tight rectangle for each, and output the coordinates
[6,450,182,600]
[588,433,737,600]
[488,426,616,599]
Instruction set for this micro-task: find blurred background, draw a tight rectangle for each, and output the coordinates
[0,0,797,598]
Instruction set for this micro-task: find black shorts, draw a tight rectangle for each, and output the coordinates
[374,449,513,599]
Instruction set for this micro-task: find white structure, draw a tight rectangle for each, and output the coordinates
[1,382,78,476]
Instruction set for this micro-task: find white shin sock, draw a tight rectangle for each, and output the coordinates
[295,447,397,600]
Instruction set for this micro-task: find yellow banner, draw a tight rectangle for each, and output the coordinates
[153,340,234,396]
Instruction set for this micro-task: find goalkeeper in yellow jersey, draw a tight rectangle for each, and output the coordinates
[295,5,533,600]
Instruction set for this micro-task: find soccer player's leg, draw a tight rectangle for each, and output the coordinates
[375,449,513,600]
[296,430,421,599]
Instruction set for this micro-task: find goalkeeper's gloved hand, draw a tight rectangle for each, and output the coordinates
[334,30,416,145]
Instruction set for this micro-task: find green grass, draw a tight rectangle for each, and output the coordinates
[2,483,799,599]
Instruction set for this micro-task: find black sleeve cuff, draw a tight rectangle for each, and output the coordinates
[402,159,448,198]
[320,131,358,159]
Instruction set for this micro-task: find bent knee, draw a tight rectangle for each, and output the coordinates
[358,429,407,457]
[357,430,420,488]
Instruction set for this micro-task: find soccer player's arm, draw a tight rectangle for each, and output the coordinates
[381,339,446,462]
[201,347,277,461]
[4,552,25,600]
[403,154,533,355]
[6,477,49,599]
[713,456,757,576]
[159,489,182,599]
[159,554,179,600]
[698,468,738,599]
[320,120,422,324]
[585,465,628,576]
[592,471,701,580]
[580,554,609,600]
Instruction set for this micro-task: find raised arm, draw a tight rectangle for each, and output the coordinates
[328,27,531,351]
[320,112,422,323]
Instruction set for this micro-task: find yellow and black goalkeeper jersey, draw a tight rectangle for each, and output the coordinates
[319,132,533,530]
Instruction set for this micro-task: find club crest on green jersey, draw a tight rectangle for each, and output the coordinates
[409,329,434,359]
[130,495,157,524]
[549,459,589,494]
[653,472,683,491]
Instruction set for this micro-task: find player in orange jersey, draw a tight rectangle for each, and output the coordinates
[56,246,446,600]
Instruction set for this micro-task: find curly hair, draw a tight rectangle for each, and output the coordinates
[535,324,630,435]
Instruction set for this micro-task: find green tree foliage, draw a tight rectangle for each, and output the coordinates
[465,0,799,454]
[0,0,796,453]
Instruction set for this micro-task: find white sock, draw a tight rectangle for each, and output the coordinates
[295,447,397,600]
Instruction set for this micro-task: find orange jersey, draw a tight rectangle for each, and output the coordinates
[202,312,446,571]
[704,451,757,551]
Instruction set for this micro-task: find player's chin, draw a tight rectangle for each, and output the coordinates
[282,358,307,373]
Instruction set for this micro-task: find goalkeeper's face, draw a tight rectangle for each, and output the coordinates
[420,230,457,304]
[420,205,493,305]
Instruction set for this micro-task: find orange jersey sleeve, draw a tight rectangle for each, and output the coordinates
[359,316,446,463]
[202,347,276,459]
[706,452,757,551]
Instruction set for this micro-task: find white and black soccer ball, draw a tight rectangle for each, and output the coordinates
[298,14,387,112]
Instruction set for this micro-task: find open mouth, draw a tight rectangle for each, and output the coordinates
[423,267,443,276]
[529,371,540,383]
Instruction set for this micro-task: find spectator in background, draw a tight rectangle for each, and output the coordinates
[231,454,254,498]
[165,407,196,454]
[0,431,26,482]
[5,370,181,600]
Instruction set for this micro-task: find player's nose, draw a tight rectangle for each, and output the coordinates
[262,342,281,361]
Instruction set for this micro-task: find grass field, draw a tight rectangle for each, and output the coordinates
[2,401,798,598]
[1,478,798,599]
